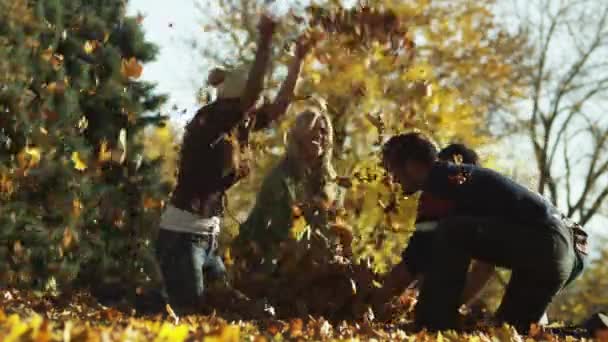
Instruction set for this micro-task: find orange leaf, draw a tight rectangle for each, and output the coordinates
[143,196,163,209]
[62,227,73,249]
[121,57,143,79]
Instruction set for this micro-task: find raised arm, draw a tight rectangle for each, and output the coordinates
[240,15,277,112]
[253,34,316,129]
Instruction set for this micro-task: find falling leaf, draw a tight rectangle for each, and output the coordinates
[62,227,74,249]
[121,58,143,79]
[98,140,112,163]
[143,196,162,209]
[46,81,66,95]
[77,116,88,131]
[50,54,64,70]
[0,173,13,195]
[117,128,127,163]
[17,146,41,169]
[83,40,96,54]
[71,152,87,171]
[72,199,82,217]
[13,240,24,257]
[291,204,303,219]
[40,48,53,61]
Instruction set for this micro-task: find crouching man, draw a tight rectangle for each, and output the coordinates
[377,132,588,333]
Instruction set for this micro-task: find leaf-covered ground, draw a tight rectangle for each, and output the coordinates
[0,288,594,342]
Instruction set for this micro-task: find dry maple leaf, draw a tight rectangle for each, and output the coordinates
[121,57,143,79]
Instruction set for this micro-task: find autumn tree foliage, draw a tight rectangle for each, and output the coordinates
[0,0,168,294]
[196,0,530,271]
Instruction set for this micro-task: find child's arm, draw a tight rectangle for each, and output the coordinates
[253,34,315,130]
[240,15,277,112]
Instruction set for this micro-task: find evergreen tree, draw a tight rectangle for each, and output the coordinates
[0,0,168,298]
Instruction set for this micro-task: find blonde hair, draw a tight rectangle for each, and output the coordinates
[286,109,337,203]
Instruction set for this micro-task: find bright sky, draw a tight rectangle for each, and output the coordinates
[127,0,212,127]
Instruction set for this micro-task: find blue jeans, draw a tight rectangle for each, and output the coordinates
[155,229,226,314]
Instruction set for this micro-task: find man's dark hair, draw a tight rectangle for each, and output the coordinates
[438,143,480,165]
[382,132,438,167]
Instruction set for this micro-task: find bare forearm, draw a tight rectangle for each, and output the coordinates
[461,261,495,306]
[265,55,305,121]
[241,34,274,111]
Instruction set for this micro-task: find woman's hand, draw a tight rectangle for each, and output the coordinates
[258,14,277,38]
[295,31,323,59]
[295,35,313,59]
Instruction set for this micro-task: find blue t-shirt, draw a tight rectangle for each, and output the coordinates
[423,162,561,226]
[401,161,572,276]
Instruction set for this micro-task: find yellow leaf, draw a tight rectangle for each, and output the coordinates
[4,314,29,342]
[17,146,41,169]
[310,72,322,84]
[121,57,143,79]
[289,216,308,240]
[154,322,188,342]
[99,140,112,163]
[62,227,74,249]
[83,40,95,54]
[72,199,82,217]
[40,48,53,61]
[71,152,87,171]
[77,116,88,131]
[224,246,234,266]
[204,325,240,342]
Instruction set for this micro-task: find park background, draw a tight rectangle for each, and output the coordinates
[1,0,607,340]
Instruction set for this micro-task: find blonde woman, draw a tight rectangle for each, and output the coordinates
[237,109,342,259]
[234,109,361,317]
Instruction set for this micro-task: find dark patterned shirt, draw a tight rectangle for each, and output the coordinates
[170,98,271,217]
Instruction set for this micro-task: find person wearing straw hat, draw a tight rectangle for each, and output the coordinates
[153,14,315,315]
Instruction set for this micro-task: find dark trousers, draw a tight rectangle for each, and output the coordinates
[414,216,582,332]
[155,229,226,314]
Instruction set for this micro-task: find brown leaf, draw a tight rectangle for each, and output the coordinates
[289,318,304,337]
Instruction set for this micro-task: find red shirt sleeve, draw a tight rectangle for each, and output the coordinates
[416,192,456,223]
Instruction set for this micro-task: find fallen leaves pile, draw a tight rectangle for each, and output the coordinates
[0,288,595,341]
